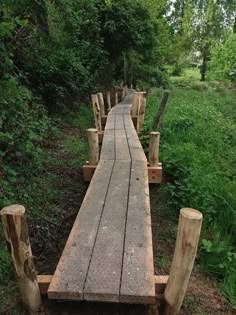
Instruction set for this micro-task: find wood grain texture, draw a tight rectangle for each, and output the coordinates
[120,161,155,304]
[115,129,131,161]
[1,205,42,312]
[164,208,203,314]
[84,161,131,302]
[48,160,114,300]
[49,93,155,305]
[100,129,115,161]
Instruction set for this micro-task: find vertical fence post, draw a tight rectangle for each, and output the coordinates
[0,205,42,313]
[115,90,119,105]
[91,94,102,132]
[164,208,203,315]
[136,92,146,132]
[87,128,99,166]
[149,132,160,167]
[106,90,111,112]
[131,92,139,118]
[97,92,105,117]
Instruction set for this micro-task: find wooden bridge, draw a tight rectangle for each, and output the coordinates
[0,88,203,315]
[48,92,156,304]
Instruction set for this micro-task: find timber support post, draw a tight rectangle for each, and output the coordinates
[106,91,111,112]
[149,132,160,167]
[97,92,105,117]
[131,92,139,119]
[91,94,102,132]
[0,205,42,313]
[83,128,99,181]
[115,90,119,105]
[163,208,203,315]
[137,92,146,133]
[148,131,162,183]
[87,128,99,166]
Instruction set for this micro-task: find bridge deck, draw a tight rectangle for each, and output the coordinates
[48,94,155,304]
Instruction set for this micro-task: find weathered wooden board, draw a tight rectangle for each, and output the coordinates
[115,129,131,161]
[105,114,115,130]
[115,114,125,130]
[124,115,147,162]
[84,161,131,302]
[120,161,155,304]
[100,129,115,161]
[48,160,114,300]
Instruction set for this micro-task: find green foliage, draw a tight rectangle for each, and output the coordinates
[143,87,236,308]
[209,33,236,82]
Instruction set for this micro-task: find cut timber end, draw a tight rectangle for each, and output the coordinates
[181,208,203,220]
[1,204,25,216]
[37,275,53,295]
[164,208,203,315]
[1,205,42,313]
[148,164,162,184]
[83,165,96,182]
[154,276,169,294]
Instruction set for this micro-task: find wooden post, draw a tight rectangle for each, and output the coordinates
[115,90,118,105]
[0,205,42,313]
[131,92,140,118]
[106,90,111,112]
[137,92,146,132]
[152,90,170,131]
[149,132,160,167]
[97,92,105,117]
[87,128,99,166]
[164,208,203,315]
[91,94,102,132]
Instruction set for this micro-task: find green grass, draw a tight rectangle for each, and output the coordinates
[143,86,236,309]
[62,104,93,167]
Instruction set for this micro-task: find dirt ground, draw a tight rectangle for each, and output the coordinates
[26,126,235,315]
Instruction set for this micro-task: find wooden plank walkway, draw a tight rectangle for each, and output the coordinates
[48,93,155,304]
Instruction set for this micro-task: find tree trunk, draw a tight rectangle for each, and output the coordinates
[200,55,207,82]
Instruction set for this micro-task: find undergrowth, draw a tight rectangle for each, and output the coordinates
[142,86,236,308]
[0,103,92,313]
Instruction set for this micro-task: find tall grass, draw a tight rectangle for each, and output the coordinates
[144,87,236,308]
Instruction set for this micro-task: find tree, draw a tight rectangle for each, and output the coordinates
[209,33,236,82]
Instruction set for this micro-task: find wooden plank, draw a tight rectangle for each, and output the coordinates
[84,160,131,302]
[105,114,115,130]
[124,115,147,162]
[115,114,125,130]
[37,274,169,296]
[120,161,155,304]
[100,129,115,161]
[115,128,131,161]
[48,160,114,300]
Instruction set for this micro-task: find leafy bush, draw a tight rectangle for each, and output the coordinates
[144,88,236,308]
[0,78,52,208]
[209,33,236,82]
